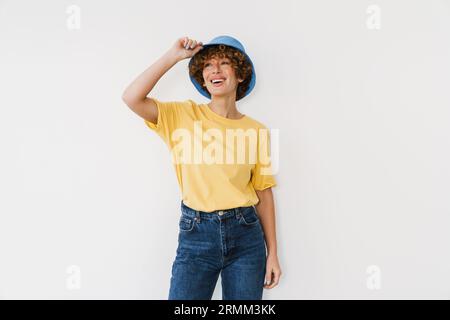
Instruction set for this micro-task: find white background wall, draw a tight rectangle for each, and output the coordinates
[1,0,449,299]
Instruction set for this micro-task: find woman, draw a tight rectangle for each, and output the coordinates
[122,35,281,300]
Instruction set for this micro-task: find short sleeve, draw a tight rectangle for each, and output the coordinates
[144,98,187,144]
[251,126,277,191]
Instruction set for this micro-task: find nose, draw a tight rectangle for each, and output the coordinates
[210,62,222,73]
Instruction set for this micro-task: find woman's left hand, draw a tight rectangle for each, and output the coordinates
[264,254,282,289]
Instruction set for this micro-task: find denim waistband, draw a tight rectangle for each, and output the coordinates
[180,200,255,220]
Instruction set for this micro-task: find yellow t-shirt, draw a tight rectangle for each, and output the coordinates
[144,98,277,212]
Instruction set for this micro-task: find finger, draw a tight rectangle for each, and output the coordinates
[273,271,281,286]
[190,40,197,49]
[192,44,204,54]
[265,278,275,289]
[264,271,272,287]
[267,271,281,289]
[183,36,188,47]
[185,38,193,49]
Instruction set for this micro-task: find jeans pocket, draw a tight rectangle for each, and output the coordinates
[179,215,195,232]
[239,207,260,226]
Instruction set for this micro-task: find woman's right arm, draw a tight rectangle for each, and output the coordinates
[122,36,203,124]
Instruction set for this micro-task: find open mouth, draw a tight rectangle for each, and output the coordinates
[211,78,226,87]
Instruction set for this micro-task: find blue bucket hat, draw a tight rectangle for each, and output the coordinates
[188,35,256,101]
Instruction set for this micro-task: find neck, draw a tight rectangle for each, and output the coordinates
[208,96,244,120]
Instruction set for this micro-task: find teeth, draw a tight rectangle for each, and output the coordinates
[211,79,224,83]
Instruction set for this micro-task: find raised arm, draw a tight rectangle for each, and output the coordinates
[122,36,203,124]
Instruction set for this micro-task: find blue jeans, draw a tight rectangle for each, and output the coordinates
[168,200,267,300]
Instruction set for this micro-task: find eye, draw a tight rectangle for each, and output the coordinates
[221,61,229,65]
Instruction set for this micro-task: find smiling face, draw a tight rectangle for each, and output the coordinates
[202,56,244,99]
[189,45,253,100]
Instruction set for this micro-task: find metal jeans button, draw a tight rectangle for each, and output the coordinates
[218,210,224,216]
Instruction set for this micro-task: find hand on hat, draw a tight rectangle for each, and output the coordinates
[170,36,204,61]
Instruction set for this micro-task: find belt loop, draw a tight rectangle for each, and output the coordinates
[235,207,240,219]
[195,210,201,223]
